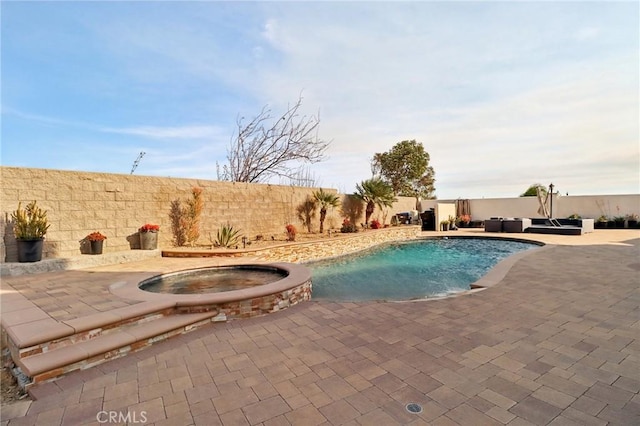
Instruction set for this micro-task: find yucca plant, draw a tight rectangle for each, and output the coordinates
[353,178,396,226]
[213,224,242,248]
[313,188,340,233]
[11,201,50,239]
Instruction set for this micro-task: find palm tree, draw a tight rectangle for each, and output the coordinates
[354,178,396,226]
[313,188,340,233]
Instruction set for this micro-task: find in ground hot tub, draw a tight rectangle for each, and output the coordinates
[139,265,289,294]
[109,262,312,319]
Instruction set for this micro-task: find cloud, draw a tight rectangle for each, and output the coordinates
[101,125,227,140]
[236,2,638,198]
[4,107,228,142]
[573,26,601,41]
[2,107,92,129]
[2,1,637,198]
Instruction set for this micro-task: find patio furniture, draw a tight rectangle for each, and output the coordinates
[528,218,594,235]
[502,218,532,233]
[484,218,503,232]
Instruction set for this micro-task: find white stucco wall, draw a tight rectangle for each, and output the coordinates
[436,203,456,227]
[435,194,639,221]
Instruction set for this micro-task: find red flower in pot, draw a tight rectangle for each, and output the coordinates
[87,232,107,241]
[139,224,160,233]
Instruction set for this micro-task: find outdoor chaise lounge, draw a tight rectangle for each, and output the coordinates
[485,217,594,235]
[528,218,594,235]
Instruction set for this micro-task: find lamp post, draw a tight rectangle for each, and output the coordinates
[414,190,422,226]
[549,183,555,218]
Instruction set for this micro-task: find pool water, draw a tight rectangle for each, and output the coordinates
[140,266,288,294]
[309,238,537,301]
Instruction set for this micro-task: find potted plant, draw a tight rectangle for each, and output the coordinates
[448,216,457,230]
[440,220,449,232]
[595,215,608,229]
[458,214,471,228]
[11,201,50,262]
[626,213,639,229]
[613,216,626,229]
[87,232,107,254]
[139,224,160,250]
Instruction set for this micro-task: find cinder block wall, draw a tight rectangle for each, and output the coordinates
[1,167,416,261]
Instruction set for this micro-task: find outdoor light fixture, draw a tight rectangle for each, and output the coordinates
[549,183,555,218]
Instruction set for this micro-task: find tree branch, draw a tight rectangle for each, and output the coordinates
[224,95,330,183]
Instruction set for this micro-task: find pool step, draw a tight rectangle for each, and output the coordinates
[7,304,221,387]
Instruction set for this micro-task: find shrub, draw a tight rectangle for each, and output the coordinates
[286,224,297,241]
[168,187,203,247]
[185,187,204,246]
[340,219,357,233]
[370,219,382,229]
[169,199,187,246]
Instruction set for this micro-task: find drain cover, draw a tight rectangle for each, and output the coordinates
[406,403,423,414]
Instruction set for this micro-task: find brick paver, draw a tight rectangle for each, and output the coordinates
[1,230,639,425]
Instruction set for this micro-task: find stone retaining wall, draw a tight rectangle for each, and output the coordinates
[251,227,420,263]
[218,279,312,319]
[164,226,421,263]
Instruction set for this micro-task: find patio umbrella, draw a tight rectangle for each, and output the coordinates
[536,187,550,218]
[455,199,471,218]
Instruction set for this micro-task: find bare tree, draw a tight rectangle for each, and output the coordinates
[281,167,321,187]
[219,96,330,183]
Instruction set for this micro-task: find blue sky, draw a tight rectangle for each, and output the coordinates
[2,1,638,199]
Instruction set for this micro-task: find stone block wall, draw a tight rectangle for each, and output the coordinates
[1,167,416,261]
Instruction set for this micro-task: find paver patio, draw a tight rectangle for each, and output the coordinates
[1,230,639,425]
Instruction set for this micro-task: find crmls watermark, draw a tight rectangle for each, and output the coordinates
[96,411,148,424]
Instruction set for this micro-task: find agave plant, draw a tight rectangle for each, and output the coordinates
[213,224,242,248]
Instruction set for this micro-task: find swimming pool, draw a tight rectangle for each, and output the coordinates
[309,237,538,301]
